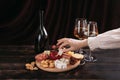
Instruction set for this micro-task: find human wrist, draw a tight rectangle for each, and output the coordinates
[81,39,88,48]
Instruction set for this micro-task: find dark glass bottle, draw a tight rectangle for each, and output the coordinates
[34,10,49,53]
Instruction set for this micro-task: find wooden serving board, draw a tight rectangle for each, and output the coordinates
[36,60,80,72]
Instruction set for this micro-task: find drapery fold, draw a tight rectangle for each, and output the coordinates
[45,0,120,44]
[0,0,39,44]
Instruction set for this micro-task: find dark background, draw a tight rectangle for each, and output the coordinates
[0,0,120,45]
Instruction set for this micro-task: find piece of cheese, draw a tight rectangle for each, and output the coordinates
[54,59,67,69]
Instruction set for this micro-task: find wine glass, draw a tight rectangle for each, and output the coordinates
[73,18,88,53]
[88,21,98,37]
[74,18,88,40]
[85,21,98,62]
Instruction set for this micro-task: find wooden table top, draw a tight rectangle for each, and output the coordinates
[0,45,120,80]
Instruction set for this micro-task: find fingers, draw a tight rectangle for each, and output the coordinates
[57,38,73,52]
[62,48,73,53]
[57,38,68,46]
[57,39,64,46]
[59,42,69,49]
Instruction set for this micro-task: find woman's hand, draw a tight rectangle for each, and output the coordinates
[57,38,88,52]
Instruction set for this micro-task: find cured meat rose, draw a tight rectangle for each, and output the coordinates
[49,50,62,60]
[35,53,48,62]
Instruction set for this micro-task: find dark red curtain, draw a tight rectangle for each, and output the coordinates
[0,0,120,45]
[0,0,40,45]
[45,0,120,44]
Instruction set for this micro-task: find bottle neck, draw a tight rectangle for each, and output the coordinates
[39,10,44,30]
[39,10,48,37]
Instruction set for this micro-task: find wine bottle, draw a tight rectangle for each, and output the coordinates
[34,10,49,53]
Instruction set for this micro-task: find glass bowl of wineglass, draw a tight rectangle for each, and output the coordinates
[74,18,88,40]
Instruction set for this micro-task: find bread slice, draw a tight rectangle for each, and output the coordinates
[72,53,84,60]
